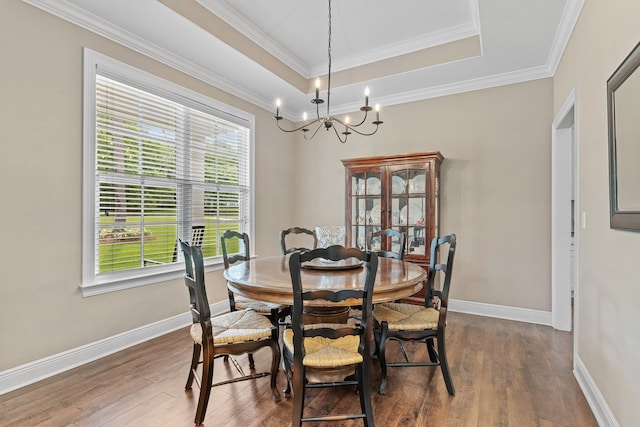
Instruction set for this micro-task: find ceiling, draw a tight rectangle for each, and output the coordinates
[24,0,583,120]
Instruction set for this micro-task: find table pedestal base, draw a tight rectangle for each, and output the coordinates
[303,306,350,324]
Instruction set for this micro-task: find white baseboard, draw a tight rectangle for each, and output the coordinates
[574,355,619,427]
[0,300,228,396]
[449,298,552,326]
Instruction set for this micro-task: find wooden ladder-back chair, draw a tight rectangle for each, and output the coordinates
[221,230,291,327]
[366,228,406,260]
[373,234,457,395]
[179,240,280,426]
[280,227,318,255]
[284,245,378,426]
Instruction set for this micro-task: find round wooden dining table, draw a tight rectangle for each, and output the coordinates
[224,255,426,323]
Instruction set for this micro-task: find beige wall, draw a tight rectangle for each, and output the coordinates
[554,1,640,425]
[0,1,296,370]
[6,4,637,424]
[292,79,554,311]
[0,0,555,370]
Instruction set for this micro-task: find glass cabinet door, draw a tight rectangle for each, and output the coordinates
[351,170,382,250]
[390,166,429,256]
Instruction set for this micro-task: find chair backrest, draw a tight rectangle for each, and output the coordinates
[179,239,211,325]
[425,234,457,308]
[288,246,378,360]
[220,230,250,269]
[366,228,406,260]
[191,225,205,247]
[280,227,318,255]
[315,226,345,248]
[161,225,206,264]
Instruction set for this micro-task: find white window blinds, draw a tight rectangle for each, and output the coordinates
[83,51,252,293]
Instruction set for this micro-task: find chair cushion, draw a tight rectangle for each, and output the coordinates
[283,324,363,368]
[234,295,287,314]
[190,309,274,345]
[374,302,439,331]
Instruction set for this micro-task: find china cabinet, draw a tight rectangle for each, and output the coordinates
[342,152,443,303]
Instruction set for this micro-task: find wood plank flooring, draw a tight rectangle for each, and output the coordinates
[0,312,597,426]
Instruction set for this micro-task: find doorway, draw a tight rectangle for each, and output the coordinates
[551,89,578,332]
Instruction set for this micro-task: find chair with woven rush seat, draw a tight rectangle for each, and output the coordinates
[366,228,406,260]
[221,230,291,329]
[280,226,318,255]
[373,233,457,395]
[179,240,280,426]
[283,245,378,427]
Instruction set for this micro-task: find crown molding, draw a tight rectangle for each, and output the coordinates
[546,0,585,74]
[21,0,277,114]
[197,0,480,79]
[195,0,311,77]
[21,0,575,124]
[311,22,479,76]
[326,64,553,118]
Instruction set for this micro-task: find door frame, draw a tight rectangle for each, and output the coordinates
[551,88,578,332]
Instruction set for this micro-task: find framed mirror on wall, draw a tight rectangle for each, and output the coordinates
[608,41,640,231]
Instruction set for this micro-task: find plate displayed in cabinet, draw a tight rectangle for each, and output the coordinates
[392,176,406,194]
[409,174,425,193]
[370,202,381,224]
[366,177,381,195]
[400,204,423,225]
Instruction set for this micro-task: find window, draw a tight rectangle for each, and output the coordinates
[82,49,254,296]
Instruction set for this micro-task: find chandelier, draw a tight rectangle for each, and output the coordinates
[273,0,383,143]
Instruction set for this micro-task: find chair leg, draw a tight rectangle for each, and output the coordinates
[268,340,281,402]
[194,347,214,425]
[357,361,375,426]
[437,329,455,395]
[377,323,389,395]
[186,343,201,390]
[248,353,256,369]
[291,365,305,427]
[426,337,438,363]
[283,350,292,397]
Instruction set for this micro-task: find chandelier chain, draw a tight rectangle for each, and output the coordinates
[327,0,332,118]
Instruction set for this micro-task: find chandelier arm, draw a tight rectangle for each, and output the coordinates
[332,115,364,129]
[342,111,368,128]
[332,123,348,144]
[342,124,380,137]
[304,121,325,140]
[276,119,320,133]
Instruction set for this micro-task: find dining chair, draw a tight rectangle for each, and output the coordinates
[221,230,291,328]
[280,226,318,255]
[144,225,205,265]
[373,234,457,395]
[283,245,378,426]
[366,228,406,260]
[179,240,281,426]
[315,225,345,248]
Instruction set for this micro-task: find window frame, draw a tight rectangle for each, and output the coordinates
[82,49,255,296]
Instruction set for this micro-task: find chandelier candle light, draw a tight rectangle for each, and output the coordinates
[273,0,383,143]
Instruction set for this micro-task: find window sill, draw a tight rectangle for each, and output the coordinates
[80,258,226,297]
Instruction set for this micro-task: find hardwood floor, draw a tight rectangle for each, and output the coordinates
[0,312,597,426]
